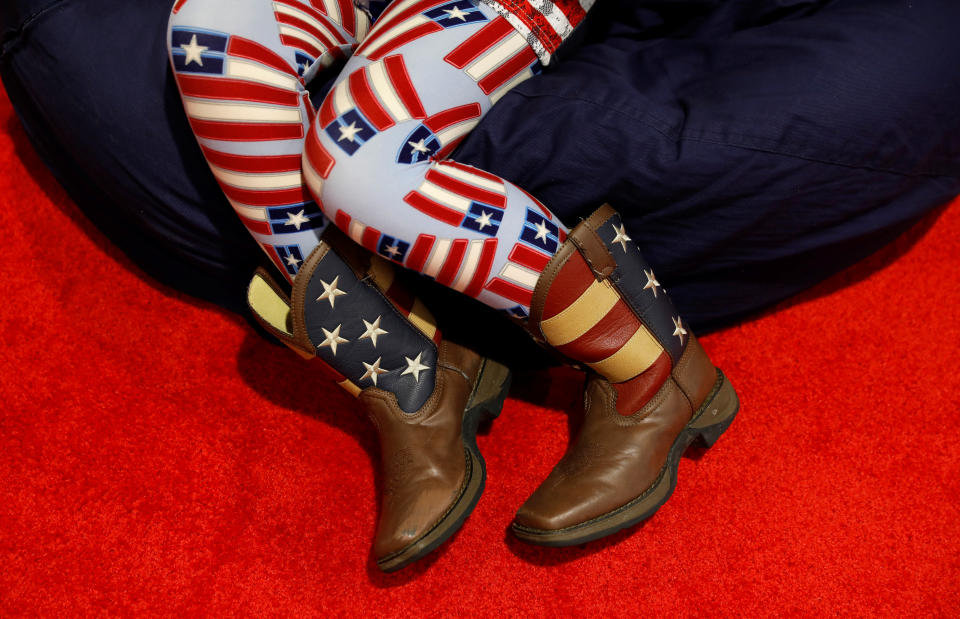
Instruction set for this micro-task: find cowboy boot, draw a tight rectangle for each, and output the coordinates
[246,227,512,570]
[511,204,739,546]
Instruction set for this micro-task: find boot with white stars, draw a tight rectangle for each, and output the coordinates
[246,227,511,571]
[511,204,740,546]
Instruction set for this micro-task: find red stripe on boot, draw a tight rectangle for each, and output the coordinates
[302,92,315,126]
[555,301,641,364]
[612,352,672,416]
[509,243,551,272]
[276,12,341,51]
[336,0,356,37]
[541,252,594,320]
[238,215,272,236]
[361,0,448,49]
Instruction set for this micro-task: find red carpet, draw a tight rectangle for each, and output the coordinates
[2,90,958,616]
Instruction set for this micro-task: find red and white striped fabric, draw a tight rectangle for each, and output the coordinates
[476,0,594,64]
[444,16,540,102]
[406,234,499,294]
[403,160,506,227]
[484,242,553,307]
[318,54,427,130]
[272,0,361,70]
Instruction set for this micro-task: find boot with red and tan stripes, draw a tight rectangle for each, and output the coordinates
[511,204,740,546]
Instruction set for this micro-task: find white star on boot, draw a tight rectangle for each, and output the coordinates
[359,315,389,347]
[360,357,388,386]
[672,316,688,345]
[643,269,661,297]
[401,352,431,383]
[316,275,347,308]
[611,223,631,252]
[318,324,349,355]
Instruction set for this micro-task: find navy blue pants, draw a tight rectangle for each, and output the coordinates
[2,0,959,358]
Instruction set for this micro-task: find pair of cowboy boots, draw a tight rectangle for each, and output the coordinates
[247,206,738,570]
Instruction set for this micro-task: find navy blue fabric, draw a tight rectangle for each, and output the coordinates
[2,0,959,359]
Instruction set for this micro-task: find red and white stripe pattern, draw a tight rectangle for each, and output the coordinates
[318,54,427,130]
[302,124,337,198]
[177,35,305,143]
[173,34,317,226]
[308,0,372,42]
[272,0,357,71]
[201,146,312,233]
[405,235,499,296]
[484,242,552,306]
[403,161,506,227]
[354,0,454,61]
[478,0,593,64]
[334,210,384,251]
[444,16,539,101]
[423,103,483,159]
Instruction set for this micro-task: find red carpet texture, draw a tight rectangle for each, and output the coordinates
[2,90,959,616]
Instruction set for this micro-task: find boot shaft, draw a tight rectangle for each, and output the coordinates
[530,204,711,415]
[247,226,441,414]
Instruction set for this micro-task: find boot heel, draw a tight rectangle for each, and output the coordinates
[688,371,739,448]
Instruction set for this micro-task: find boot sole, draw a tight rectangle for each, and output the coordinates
[376,358,512,572]
[511,369,739,547]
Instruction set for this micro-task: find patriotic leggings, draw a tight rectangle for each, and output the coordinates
[168,0,579,317]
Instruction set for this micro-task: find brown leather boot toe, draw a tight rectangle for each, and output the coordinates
[512,355,738,546]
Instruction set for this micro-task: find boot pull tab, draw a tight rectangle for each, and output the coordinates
[569,222,616,281]
[247,268,315,359]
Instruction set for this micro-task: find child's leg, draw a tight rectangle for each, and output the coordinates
[167,0,371,282]
[303,1,590,318]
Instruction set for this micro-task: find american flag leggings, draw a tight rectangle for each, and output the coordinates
[168,0,576,318]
